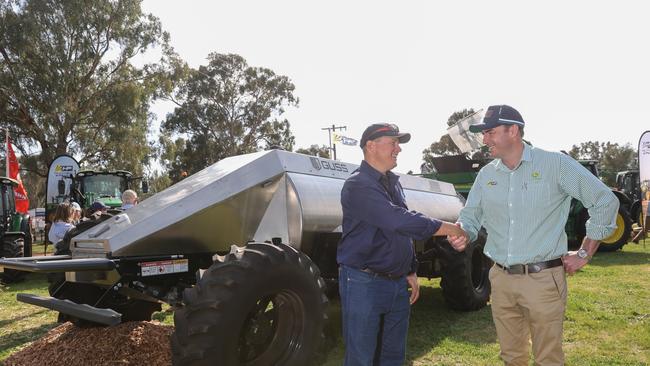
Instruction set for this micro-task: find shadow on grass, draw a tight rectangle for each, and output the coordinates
[589,246,650,267]
[0,310,49,329]
[0,322,59,356]
[405,286,496,364]
[319,285,497,365]
[0,273,50,292]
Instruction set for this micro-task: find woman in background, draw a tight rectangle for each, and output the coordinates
[48,203,75,247]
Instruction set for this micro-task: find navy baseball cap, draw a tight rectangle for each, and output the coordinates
[469,105,525,133]
[89,201,108,212]
[360,123,411,148]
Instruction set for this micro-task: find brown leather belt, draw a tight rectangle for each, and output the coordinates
[361,268,404,280]
[495,258,563,275]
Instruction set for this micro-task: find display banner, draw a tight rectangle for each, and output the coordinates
[45,154,80,224]
[639,131,650,231]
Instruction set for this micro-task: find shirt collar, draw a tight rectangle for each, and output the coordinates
[360,160,399,183]
[494,142,532,172]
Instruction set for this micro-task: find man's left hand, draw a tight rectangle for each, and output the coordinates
[406,273,420,305]
[562,251,589,275]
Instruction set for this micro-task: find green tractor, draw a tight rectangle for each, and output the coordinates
[45,155,147,239]
[0,176,32,283]
[564,160,632,252]
[615,170,642,227]
[70,170,138,210]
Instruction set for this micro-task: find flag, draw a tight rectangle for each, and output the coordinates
[6,132,29,213]
[340,136,358,146]
[333,133,358,146]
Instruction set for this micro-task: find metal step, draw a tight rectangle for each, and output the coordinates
[17,293,122,326]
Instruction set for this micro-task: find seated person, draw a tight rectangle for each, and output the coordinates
[121,189,138,210]
[86,201,109,220]
[48,203,75,247]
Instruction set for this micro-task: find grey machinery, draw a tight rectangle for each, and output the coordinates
[0,150,489,366]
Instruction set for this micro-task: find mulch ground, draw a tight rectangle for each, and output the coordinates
[3,321,173,366]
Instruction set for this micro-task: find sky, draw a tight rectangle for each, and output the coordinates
[141,0,649,174]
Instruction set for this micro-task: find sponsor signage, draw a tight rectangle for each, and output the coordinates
[309,157,349,173]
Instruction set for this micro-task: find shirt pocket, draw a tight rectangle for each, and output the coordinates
[522,181,550,203]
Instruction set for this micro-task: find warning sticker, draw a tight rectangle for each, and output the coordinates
[140,259,189,277]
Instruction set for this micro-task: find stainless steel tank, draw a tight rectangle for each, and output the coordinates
[72,150,464,257]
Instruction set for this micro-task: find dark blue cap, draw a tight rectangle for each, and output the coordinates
[360,123,411,148]
[469,105,524,133]
[89,201,108,212]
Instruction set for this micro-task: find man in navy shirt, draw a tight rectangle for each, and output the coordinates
[338,123,466,366]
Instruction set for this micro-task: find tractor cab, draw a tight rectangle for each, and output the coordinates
[73,170,132,209]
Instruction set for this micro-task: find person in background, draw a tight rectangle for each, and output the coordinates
[86,201,109,220]
[48,203,76,247]
[121,189,138,210]
[70,202,82,224]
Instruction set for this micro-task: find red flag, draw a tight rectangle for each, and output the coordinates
[7,135,29,213]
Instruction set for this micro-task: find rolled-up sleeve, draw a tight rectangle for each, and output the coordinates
[559,156,619,240]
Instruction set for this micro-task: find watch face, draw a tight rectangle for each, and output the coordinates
[578,249,588,258]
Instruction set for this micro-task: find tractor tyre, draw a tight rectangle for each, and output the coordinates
[19,218,33,258]
[1,237,26,284]
[598,207,632,252]
[23,229,32,258]
[171,242,328,366]
[440,231,492,311]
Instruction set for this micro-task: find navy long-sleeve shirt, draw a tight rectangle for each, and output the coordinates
[337,160,443,277]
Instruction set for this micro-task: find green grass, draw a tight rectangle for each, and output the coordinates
[1,243,649,365]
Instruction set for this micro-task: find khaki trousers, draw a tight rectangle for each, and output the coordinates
[489,264,568,366]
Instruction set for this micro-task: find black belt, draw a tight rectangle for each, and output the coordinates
[495,258,563,275]
[361,268,404,281]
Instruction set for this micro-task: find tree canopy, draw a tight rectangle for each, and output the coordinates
[160,53,298,182]
[568,141,636,185]
[295,145,331,159]
[0,0,179,203]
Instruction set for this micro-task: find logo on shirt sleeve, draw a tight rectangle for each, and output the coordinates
[487,180,498,186]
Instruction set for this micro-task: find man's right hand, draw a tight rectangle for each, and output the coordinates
[447,223,469,252]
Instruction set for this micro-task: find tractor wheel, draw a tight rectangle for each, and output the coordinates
[172,243,328,366]
[440,231,492,311]
[598,207,632,252]
[1,237,26,284]
[23,229,32,258]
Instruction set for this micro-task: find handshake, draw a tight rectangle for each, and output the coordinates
[435,221,470,252]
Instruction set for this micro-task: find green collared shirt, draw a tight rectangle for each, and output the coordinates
[459,143,619,266]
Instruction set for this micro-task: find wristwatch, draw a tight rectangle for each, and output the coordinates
[577,248,590,260]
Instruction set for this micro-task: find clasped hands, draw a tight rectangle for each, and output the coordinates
[446,222,469,252]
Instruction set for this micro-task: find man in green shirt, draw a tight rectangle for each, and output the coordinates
[448,105,618,366]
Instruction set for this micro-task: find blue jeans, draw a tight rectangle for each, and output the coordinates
[339,265,411,366]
